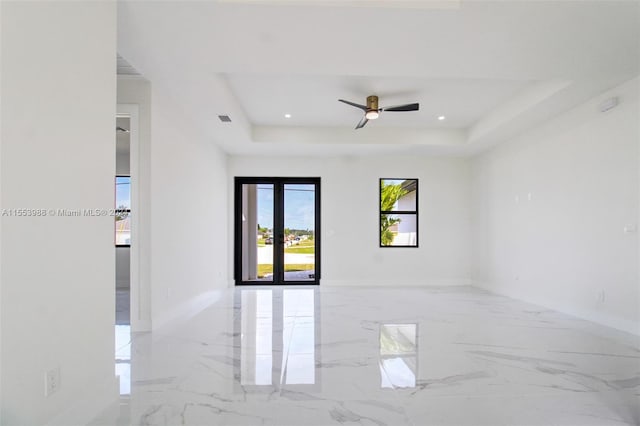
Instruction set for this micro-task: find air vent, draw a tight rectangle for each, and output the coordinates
[218,115,232,123]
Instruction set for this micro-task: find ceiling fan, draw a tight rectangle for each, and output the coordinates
[338,95,419,129]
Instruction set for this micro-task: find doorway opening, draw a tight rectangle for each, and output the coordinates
[115,104,142,333]
[234,177,321,285]
[115,117,131,325]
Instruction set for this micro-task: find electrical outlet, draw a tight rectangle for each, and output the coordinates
[45,367,61,397]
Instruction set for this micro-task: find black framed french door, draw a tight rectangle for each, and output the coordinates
[234,177,321,285]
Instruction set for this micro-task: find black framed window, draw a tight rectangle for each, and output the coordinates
[234,177,321,285]
[115,176,131,246]
[380,178,418,247]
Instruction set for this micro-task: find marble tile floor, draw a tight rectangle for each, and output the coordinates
[91,286,640,426]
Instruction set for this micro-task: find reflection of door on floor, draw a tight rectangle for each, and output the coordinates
[235,177,321,285]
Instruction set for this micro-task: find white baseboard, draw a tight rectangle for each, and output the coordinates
[226,278,472,288]
[321,278,472,287]
[152,290,225,331]
[472,281,640,338]
[131,316,152,333]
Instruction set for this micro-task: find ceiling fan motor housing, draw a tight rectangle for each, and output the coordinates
[338,95,418,128]
[366,95,379,111]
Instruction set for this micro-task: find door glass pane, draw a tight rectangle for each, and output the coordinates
[242,184,274,282]
[283,184,315,281]
[115,176,131,245]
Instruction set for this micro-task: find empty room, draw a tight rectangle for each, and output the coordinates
[0,1,638,425]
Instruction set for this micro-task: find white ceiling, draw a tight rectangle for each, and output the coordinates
[117,0,640,156]
[225,74,534,128]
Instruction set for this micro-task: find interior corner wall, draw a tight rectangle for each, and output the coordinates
[117,77,152,329]
[1,2,118,425]
[471,77,640,335]
[149,89,228,330]
[227,155,471,287]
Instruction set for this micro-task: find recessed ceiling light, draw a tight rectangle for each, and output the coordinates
[438,115,446,121]
[284,113,291,118]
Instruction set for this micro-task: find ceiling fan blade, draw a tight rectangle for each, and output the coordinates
[355,116,369,129]
[339,99,368,111]
[382,103,420,112]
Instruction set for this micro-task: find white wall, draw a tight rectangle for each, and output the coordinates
[150,89,229,329]
[228,156,471,286]
[471,77,640,335]
[117,76,229,330]
[0,2,118,424]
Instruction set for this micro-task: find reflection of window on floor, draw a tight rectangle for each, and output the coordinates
[115,325,131,395]
[239,289,316,386]
[283,290,315,384]
[241,290,273,385]
[379,324,417,389]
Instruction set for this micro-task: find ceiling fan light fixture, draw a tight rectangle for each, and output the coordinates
[365,110,379,120]
[338,95,418,129]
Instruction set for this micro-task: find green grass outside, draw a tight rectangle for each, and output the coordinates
[257,263,315,278]
[284,239,315,254]
[284,246,315,254]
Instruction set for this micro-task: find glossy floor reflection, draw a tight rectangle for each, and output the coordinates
[91,286,640,425]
